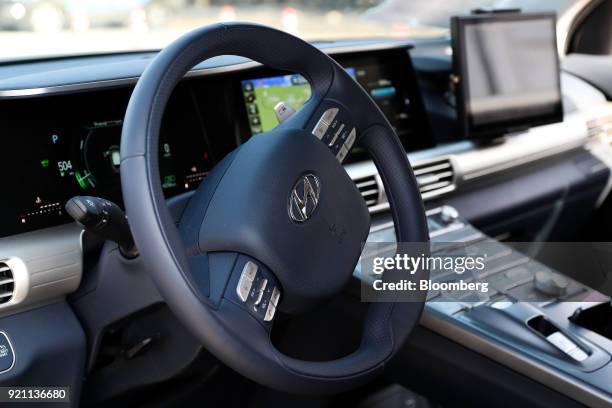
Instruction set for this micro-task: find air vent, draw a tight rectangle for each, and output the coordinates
[0,263,14,305]
[412,158,456,199]
[354,175,380,208]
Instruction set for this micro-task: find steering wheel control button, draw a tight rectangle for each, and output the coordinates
[236,261,258,302]
[311,105,356,162]
[270,287,281,306]
[253,278,268,306]
[274,101,296,124]
[312,118,329,139]
[0,332,15,373]
[264,302,276,322]
[312,107,339,140]
[345,128,356,150]
[321,107,339,124]
[232,258,282,322]
[327,123,345,147]
[336,145,349,162]
[237,276,254,302]
[243,261,258,280]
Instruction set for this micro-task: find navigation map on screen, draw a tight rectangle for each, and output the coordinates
[241,68,356,134]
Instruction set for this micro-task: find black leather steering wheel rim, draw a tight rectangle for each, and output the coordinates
[120,23,429,395]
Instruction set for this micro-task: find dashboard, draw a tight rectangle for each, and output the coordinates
[0,39,609,243]
[0,46,432,237]
[0,34,612,408]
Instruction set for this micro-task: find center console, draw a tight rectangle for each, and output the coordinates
[364,207,612,407]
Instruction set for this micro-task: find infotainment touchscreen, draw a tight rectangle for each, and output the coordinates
[451,12,563,139]
[240,63,415,136]
[239,52,435,157]
[240,68,355,135]
[240,73,312,134]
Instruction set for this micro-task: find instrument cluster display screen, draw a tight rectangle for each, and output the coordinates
[0,86,214,237]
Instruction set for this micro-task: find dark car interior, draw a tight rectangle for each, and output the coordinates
[0,1,612,407]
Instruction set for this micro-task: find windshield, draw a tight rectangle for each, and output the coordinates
[1,0,578,62]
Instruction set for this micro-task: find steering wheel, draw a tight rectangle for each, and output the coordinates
[120,23,429,395]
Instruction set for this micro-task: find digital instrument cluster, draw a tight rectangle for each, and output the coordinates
[0,86,214,237]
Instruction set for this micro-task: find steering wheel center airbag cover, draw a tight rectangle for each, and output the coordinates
[196,128,370,312]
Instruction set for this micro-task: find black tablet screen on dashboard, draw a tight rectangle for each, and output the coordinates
[452,12,563,139]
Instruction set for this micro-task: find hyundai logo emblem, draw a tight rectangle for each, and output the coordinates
[289,174,320,223]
